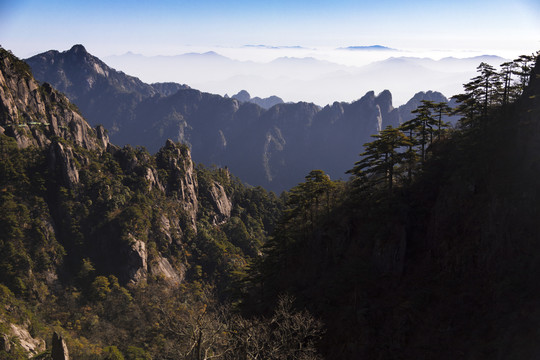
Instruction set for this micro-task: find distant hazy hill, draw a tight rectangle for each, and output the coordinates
[103,50,505,106]
[338,45,396,51]
[26,45,455,192]
[231,90,284,109]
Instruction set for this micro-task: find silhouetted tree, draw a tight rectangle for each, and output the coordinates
[348,126,411,191]
[400,101,438,163]
[432,101,452,139]
[454,62,499,128]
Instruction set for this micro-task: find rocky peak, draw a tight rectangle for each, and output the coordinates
[360,90,376,103]
[156,140,199,228]
[375,89,394,114]
[233,90,251,102]
[232,89,284,109]
[0,47,105,152]
[26,44,157,101]
[68,44,87,55]
[250,95,284,109]
[396,90,454,126]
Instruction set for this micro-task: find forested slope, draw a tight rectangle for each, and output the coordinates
[248,53,540,359]
[2,44,540,360]
[0,47,324,360]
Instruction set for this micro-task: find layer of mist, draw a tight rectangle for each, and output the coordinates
[104,46,506,106]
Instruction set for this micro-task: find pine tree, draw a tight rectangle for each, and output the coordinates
[432,101,452,140]
[348,126,412,192]
[499,61,516,106]
[453,62,500,128]
[400,100,438,163]
[512,54,536,93]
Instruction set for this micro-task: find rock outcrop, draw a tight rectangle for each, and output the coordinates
[125,237,148,284]
[0,49,104,152]
[0,334,10,352]
[48,141,80,188]
[51,332,69,360]
[150,256,184,285]
[208,181,232,224]
[156,139,199,228]
[7,323,45,356]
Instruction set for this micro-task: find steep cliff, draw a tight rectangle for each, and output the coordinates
[0,50,103,151]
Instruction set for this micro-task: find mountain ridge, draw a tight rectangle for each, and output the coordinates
[0,46,292,359]
[25,45,456,192]
[101,47,507,105]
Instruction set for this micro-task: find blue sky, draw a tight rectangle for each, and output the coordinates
[1,0,539,58]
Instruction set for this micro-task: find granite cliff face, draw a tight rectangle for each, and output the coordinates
[155,139,199,228]
[26,45,454,192]
[0,47,233,286]
[0,52,103,151]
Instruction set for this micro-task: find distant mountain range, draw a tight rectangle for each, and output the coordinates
[103,49,505,106]
[26,45,457,192]
[230,90,284,109]
[338,45,397,51]
[243,44,308,50]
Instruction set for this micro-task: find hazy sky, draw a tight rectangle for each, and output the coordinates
[1,0,539,59]
[1,0,539,105]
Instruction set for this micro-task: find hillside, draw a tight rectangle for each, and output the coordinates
[25,45,455,192]
[1,47,322,360]
[247,53,540,359]
[4,43,539,360]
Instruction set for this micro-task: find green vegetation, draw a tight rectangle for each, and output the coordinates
[0,48,33,79]
[0,109,292,358]
[1,44,539,359]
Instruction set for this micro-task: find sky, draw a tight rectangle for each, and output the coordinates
[1,0,539,58]
[1,0,539,105]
